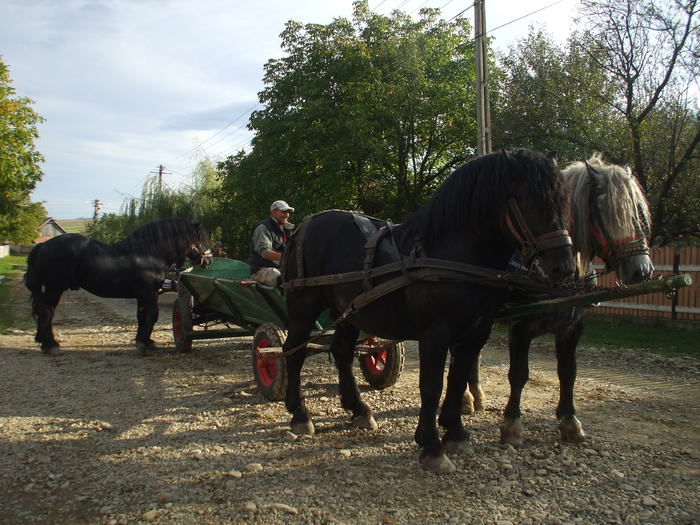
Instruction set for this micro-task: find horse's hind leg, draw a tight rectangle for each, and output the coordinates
[461,352,485,414]
[331,323,377,430]
[555,321,586,442]
[501,320,533,447]
[441,330,490,454]
[32,289,64,356]
[135,292,159,355]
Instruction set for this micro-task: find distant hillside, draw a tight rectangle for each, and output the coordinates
[59,219,91,234]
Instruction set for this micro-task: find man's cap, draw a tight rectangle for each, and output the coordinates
[215,241,223,246]
[271,200,295,212]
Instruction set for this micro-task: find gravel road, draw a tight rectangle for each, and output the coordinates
[1,282,698,525]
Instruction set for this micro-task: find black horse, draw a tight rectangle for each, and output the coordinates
[280,150,575,473]
[463,155,653,447]
[25,218,211,356]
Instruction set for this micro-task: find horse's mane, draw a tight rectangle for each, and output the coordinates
[408,149,568,248]
[564,153,650,267]
[114,218,209,255]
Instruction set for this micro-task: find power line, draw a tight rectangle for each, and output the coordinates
[164,102,261,165]
[486,0,568,35]
[448,2,475,22]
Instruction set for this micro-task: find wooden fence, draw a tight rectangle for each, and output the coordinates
[591,246,700,322]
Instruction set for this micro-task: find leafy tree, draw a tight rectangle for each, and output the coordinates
[495,0,699,245]
[0,57,45,243]
[576,0,699,244]
[219,0,478,254]
[1,199,46,244]
[494,30,624,161]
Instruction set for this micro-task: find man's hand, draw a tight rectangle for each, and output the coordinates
[263,249,282,262]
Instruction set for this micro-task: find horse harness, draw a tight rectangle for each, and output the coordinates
[283,206,572,319]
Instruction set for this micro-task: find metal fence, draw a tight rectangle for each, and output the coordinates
[592,246,700,322]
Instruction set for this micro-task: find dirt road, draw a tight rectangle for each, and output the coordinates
[1,282,698,524]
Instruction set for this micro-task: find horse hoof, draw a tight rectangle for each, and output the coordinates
[461,393,475,415]
[420,453,456,474]
[42,346,64,356]
[351,414,378,431]
[291,420,315,436]
[500,417,524,448]
[559,415,586,443]
[136,341,158,357]
[443,439,471,455]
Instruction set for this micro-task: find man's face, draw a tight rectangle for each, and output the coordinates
[271,208,291,225]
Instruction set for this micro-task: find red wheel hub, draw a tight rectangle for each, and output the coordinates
[256,338,277,387]
[362,348,387,376]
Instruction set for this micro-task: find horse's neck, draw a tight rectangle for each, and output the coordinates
[111,238,172,264]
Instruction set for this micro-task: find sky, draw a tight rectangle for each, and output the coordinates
[0,0,579,220]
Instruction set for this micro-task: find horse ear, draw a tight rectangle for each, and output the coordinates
[623,163,632,175]
[546,150,558,167]
[501,149,522,181]
[586,160,607,194]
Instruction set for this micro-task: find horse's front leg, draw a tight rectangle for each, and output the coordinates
[501,319,533,447]
[33,289,64,356]
[284,314,322,436]
[415,338,454,474]
[135,292,159,355]
[332,323,377,430]
[555,319,586,443]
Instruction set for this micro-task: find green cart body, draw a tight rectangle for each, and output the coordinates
[172,258,405,400]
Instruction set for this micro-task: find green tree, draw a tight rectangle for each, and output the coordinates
[576,0,699,244]
[494,30,624,161]
[0,56,45,243]
[219,0,478,254]
[495,0,699,245]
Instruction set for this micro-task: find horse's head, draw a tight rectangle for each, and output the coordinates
[584,159,653,284]
[502,150,575,285]
[184,241,212,269]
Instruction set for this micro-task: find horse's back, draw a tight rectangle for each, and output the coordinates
[25,234,90,291]
[285,210,376,281]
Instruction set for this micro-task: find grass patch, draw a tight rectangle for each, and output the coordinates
[579,318,699,359]
[491,316,699,360]
[0,255,33,333]
[60,219,91,234]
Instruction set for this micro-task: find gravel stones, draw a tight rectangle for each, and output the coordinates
[0,289,698,524]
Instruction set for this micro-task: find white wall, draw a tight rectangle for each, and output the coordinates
[0,245,10,258]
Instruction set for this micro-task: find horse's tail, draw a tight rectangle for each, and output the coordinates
[24,243,45,320]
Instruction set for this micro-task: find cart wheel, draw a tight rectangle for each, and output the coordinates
[252,323,287,401]
[359,339,405,390]
[172,292,193,353]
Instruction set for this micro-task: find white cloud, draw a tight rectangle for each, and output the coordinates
[0,0,577,219]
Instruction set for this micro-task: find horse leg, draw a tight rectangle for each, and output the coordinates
[415,338,454,474]
[284,307,323,436]
[32,289,64,356]
[500,320,533,447]
[438,325,491,453]
[461,352,485,414]
[331,323,377,430]
[135,292,160,356]
[555,320,586,442]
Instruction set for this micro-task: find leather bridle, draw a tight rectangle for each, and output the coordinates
[505,197,572,267]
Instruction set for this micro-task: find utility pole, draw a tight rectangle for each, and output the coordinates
[92,199,101,223]
[474,0,492,156]
[150,164,169,191]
